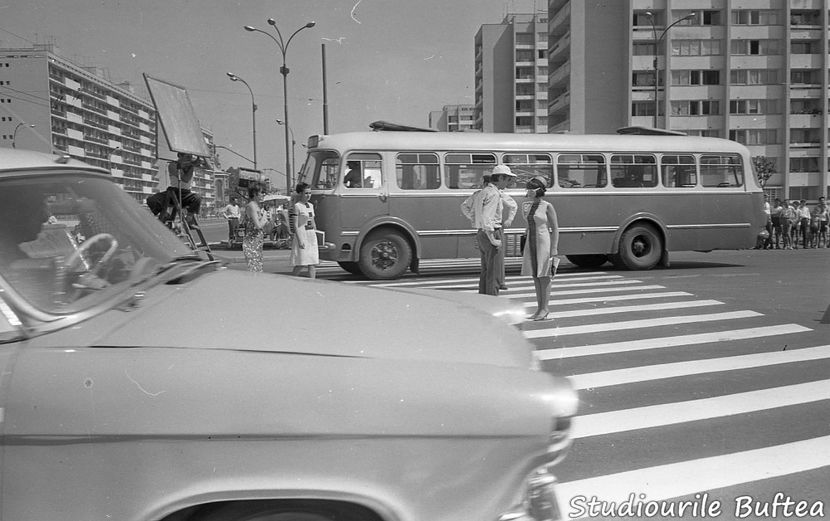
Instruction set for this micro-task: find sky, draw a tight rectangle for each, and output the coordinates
[1,0,544,186]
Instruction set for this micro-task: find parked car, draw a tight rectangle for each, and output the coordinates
[0,148,577,521]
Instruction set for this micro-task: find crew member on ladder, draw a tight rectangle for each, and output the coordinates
[146,152,203,224]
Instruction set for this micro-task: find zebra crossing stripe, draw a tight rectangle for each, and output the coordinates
[525,299,723,319]
[570,344,830,389]
[462,279,644,293]
[534,324,811,360]
[556,435,830,514]
[508,284,667,300]
[524,291,693,306]
[572,379,830,439]
[524,310,762,339]
[353,272,617,287]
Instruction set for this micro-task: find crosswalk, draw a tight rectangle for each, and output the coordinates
[344,269,830,519]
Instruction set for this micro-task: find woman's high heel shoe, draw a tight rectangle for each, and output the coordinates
[533,311,551,321]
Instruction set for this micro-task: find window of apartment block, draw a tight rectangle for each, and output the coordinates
[633,42,654,55]
[683,10,723,26]
[730,99,777,115]
[672,100,720,115]
[732,10,779,25]
[515,33,533,45]
[633,11,658,27]
[790,129,821,144]
[633,71,658,87]
[672,40,722,56]
[730,69,777,85]
[728,129,778,145]
[730,39,779,55]
[671,70,720,85]
[791,70,820,84]
[790,157,820,172]
[632,101,657,117]
[537,49,546,59]
[791,42,817,54]
[790,99,821,114]
[790,10,820,25]
[685,129,721,137]
[516,50,534,62]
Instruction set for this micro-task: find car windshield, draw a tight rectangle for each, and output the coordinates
[0,171,198,315]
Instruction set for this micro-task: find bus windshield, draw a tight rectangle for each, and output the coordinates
[306,150,341,190]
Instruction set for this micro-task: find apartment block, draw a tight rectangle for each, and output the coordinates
[429,104,477,131]
[547,0,830,201]
[475,13,549,133]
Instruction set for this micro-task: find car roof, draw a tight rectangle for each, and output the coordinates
[0,148,109,176]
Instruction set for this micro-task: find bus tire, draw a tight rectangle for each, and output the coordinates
[358,229,412,280]
[337,261,363,276]
[617,224,662,270]
[565,254,608,268]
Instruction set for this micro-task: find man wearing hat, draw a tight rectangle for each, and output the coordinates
[474,164,517,296]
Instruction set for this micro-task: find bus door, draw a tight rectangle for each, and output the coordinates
[340,151,389,233]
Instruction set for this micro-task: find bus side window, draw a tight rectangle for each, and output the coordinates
[661,155,697,188]
[396,153,440,190]
[444,152,496,189]
[611,154,657,188]
[557,154,607,189]
[503,153,553,187]
[344,153,383,189]
[700,154,744,188]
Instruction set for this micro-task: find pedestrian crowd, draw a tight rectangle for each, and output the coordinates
[759,196,829,250]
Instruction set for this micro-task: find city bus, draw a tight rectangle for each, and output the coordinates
[299,125,766,279]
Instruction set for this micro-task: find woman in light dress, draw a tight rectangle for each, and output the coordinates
[290,182,319,278]
[521,176,560,321]
[242,184,268,272]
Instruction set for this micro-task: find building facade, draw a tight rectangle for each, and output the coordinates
[0,44,160,203]
[547,0,830,201]
[474,13,549,133]
[429,104,477,131]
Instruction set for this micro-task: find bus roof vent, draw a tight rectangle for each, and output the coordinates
[369,120,438,132]
[616,126,687,136]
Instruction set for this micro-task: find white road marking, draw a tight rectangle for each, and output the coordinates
[570,344,830,389]
[534,324,811,360]
[572,379,830,439]
[528,299,723,319]
[557,435,830,512]
[527,291,693,307]
[508,284,667,300]
[524,310,762,339]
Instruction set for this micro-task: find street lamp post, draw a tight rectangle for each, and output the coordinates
[12,122,36,148]
[226,72,258,170]
[645,11,695,128]
[275,119,296,184]
[244,18,315,193]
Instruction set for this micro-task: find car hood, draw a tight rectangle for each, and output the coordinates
[80,270,535,369]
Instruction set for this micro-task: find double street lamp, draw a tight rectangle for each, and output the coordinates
[645,11,696,128]
[12,122,36,148]
[244,18,315,193]
[226,72,258,170]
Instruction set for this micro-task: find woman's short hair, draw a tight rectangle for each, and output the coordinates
[247,184,262,199]
[295,182,310,194]
[526,176,546,196]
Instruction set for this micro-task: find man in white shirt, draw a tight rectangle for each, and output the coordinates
[221,197,241,241]
[473,165,516,296]
[461,175,490,228]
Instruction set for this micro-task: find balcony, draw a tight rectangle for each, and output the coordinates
[789,114,823,128]
[108,125,122,136]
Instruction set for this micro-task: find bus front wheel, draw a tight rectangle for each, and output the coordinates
[359,229,412,280]
[616,224,662,270]
[565,254,608,268]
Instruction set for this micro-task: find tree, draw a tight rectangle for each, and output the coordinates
[752,155,776,188]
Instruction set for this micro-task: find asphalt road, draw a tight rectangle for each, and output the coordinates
[326,248,830,520]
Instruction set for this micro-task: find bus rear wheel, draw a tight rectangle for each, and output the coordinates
[359,229,412,280]
[337,261,363,276]
[565,254,608,268]
[616,224,662,270]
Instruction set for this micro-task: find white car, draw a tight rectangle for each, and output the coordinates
[0,148,577,521]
